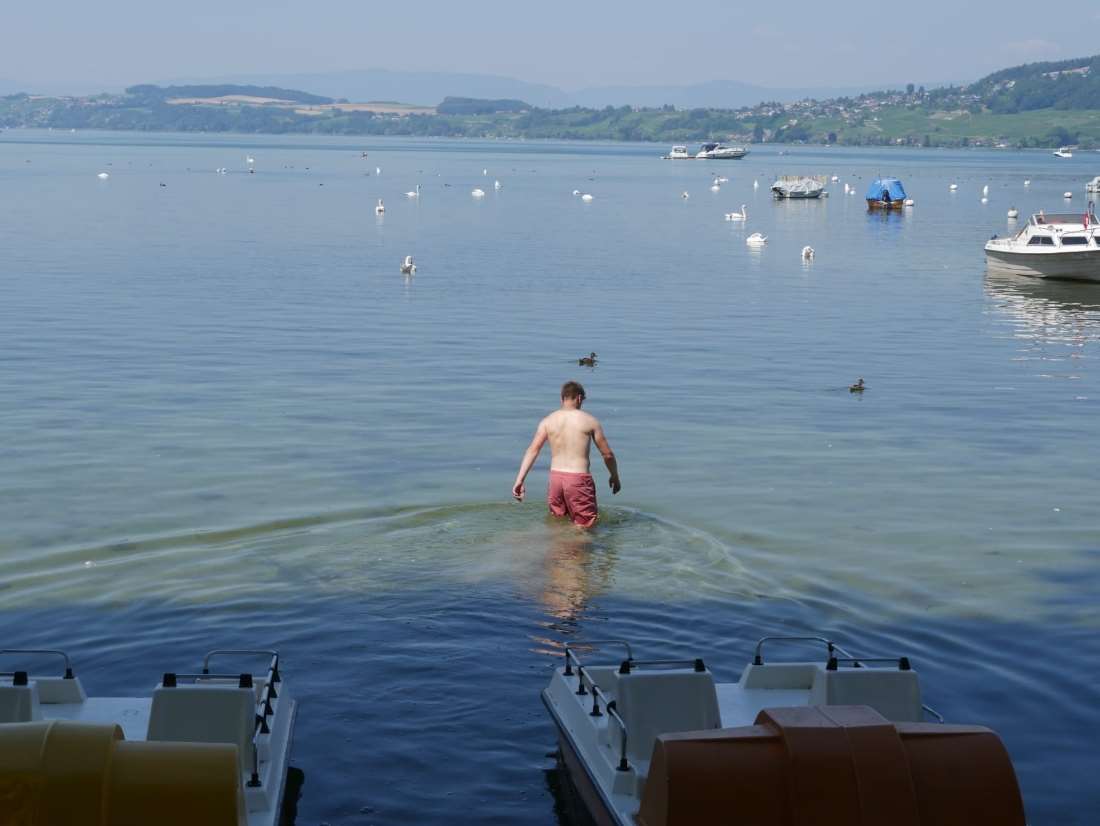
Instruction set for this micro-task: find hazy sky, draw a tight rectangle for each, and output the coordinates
[5,0,1099,91]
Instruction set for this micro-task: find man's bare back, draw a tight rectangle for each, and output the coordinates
[512,381,620,527]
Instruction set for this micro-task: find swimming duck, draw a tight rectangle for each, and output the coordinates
[849,378,865,393]
[578,352,598,366]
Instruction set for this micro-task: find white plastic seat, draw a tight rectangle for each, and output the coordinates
[146,682,256,775]
[810,666,922,722]
[0,679,41,723]
[613,668,720,764]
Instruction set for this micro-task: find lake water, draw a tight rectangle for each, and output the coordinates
[1,130,1098,823]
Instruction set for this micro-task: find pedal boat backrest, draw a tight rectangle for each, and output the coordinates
[147,675,257,776]
[612,659,721,764]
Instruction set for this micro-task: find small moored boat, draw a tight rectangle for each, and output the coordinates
[543,635,1025,826]
[1,648,295,826]
[866,177,907,210]
[771,175,826,199]
[985,203,1100,281]
[662,145,692,160]
[1053,147,1074,159]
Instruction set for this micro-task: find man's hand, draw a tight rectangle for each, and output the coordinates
[512,481,526,501]
[609,476,621,495]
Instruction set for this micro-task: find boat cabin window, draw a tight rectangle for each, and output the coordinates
[1027,236,1055,246]
[1060,236,1088,245]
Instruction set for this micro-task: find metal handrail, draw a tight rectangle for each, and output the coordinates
[563,640,633,676]
[826,656,911,671]
[922,704,944,723]
[619,658,707,674]
[752,636,854,665]
[0,649,74,678]
[576,665,630,772]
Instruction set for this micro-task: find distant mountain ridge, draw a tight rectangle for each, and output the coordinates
[158,68,921,110]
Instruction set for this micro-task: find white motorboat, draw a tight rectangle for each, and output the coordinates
[1,648,295,826]
[543,636,1025,826]
[771,175,826,199]
[663,145,692,160]
[985,204,1100,281]
[696,142,748,160]
[1053,147,1073,158]
[1086,175,1100,193]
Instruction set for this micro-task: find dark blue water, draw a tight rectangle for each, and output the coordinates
[1,130,1098,823]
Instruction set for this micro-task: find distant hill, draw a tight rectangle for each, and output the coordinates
[967,55,1100,113]
[436,97,530,115]
[125,84,332,105]
[159,69,915,110]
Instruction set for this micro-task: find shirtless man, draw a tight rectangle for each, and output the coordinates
[512,381,621,528]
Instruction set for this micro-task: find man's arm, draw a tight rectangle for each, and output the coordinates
[512,420,548,501]
[592,422,621,494]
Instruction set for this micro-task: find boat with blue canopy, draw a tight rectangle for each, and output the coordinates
[866,177,907,210]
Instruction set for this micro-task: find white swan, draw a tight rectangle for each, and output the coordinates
[716,176,729,183]
[843,183,850,194]
[949,183,958,191]
[96,172,109,179]
[400,255,416,275]
[482,169,488,176]
[746,232,767,247]
[472,188,486,198]
[710,182,721,192]
[801,245,815,260]
[375,198,385,215]
[405,184,421,198]
[1024,179,1031,187]
[904,198,915,206]
[830,175,839,182]
[753,180,759,189]
[982,184,989,196]
[681,191,690,199]
[725,205,747,221]
[980,197,988,204]
[494,180,502,190]
[580,193,594,202]
[572,189,581,196]
[246,156,255,165]
[1007,207,1019,219]
[1064,191,1073,199]
[375,167,382,175]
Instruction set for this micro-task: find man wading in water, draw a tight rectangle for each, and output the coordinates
[512,381,621,528]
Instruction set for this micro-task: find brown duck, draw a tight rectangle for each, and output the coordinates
[578,352,598,367]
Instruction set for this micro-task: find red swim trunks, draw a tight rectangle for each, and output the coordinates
[547,470,598,528]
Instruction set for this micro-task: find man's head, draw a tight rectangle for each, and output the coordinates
[561,381,586,408]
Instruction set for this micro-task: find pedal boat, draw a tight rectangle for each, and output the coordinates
[542,636,1025,826]
[0,648,295,826]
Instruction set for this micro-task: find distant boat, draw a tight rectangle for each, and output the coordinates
[866,177,907,211]
[696,142,748,160]
[471,188,486,198]
[1053,147,1073,159]
[771,176,826,199]
[663,145,692,160]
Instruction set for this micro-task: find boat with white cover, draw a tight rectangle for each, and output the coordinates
[662,145,692,160]
[985,203,1100,281]
[0,648,295,826]
[543,635,1025,826]
[696,142,748,160]
[1053,147,1073,158]
[771,175,826,199]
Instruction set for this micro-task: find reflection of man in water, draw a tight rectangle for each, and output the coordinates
[512,381,621,528]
